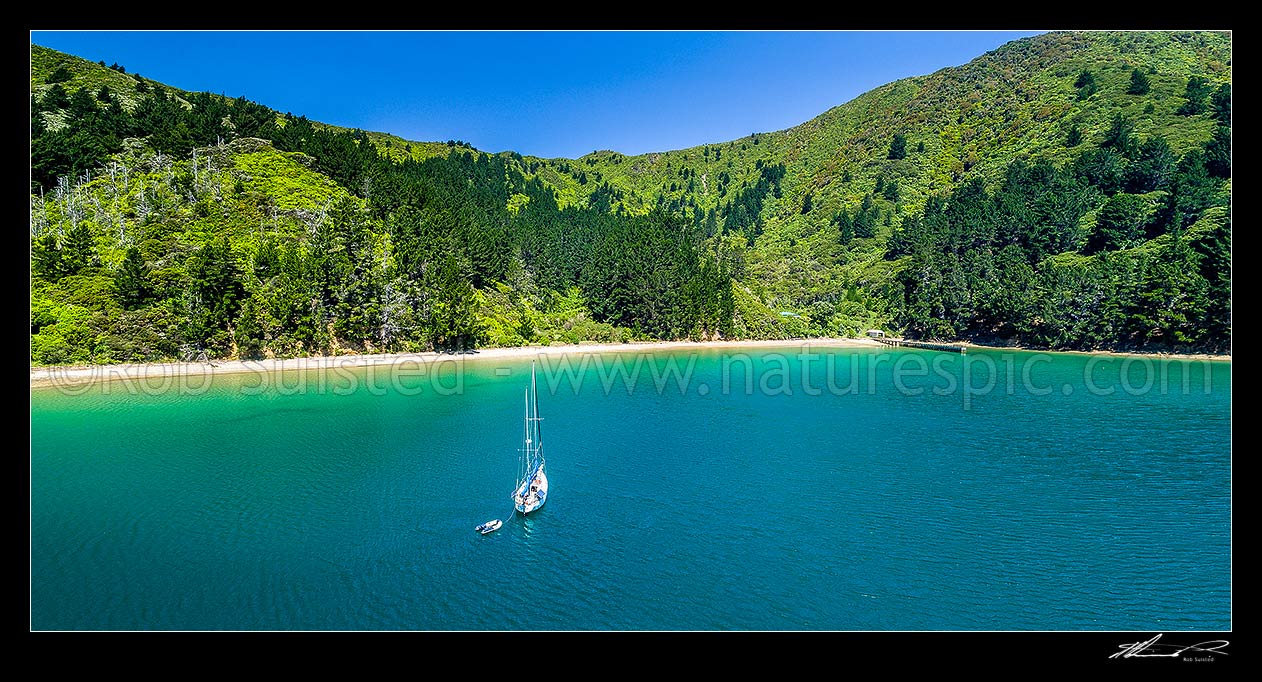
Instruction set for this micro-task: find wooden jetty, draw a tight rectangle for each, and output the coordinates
[874,337,967,354]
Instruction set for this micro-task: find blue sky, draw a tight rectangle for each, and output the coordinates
[32,31,1042,159]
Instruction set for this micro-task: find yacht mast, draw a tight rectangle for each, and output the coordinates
[521,388,530,487]
[531,361,542,457]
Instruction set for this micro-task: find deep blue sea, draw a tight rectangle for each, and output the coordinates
[30,346,1231,630]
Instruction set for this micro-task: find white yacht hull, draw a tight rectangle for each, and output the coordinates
[514,467,548,514]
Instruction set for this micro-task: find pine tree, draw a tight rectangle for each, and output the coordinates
[886,218,912,258]
[1167,151,1219,231]
[1074,70,1097,100]
[1204,126,1231,179]
[1127,68,1151,95]
[46,66,72,84]
[854,210,876,239]
[184,238,244,351]
[1195,215,1231,345]
[916,140,925,154]
[888,133,907,160]
[1176,76,1212,116]
[1101,114,1137,157]
[116,246,153,309]
[1125,136,1177,193]
[61,223,98,275]
[801,192,813,214]
[235,297,267,359]
[68,88,98,120]
[1066,124,1083,147]
[41,83,70,110]
[1072,148,1125,194]
[32,233,64,281]
[836,210,854,246]
[253,239,281,281]
[883,180,900,202]
[1210,83,1231,125]
[855,195,877,239]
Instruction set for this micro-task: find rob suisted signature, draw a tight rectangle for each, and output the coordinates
[1110,634,1229,660]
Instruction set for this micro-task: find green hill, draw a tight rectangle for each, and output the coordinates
[29,31,1231,365]
[564,32,1226,206]
[525,32,1229,331]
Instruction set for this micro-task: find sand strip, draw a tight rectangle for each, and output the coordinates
[30,338,884,389]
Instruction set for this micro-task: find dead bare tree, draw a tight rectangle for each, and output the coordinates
[136,180,151,223]
[30,194,48,236]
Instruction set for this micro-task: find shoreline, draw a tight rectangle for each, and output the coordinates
[29,338,882,389]
[958,340,1231,363]
[29,336,1230,389]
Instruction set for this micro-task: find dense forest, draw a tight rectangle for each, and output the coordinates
[888,103,1231,349]
[29,31,1231,365]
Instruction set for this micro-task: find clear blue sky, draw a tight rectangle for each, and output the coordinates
[31,31,1043,159]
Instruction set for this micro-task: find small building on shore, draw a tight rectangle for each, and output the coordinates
[866,329,886,338]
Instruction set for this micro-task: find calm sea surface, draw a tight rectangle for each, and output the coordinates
[31,347,1231,630]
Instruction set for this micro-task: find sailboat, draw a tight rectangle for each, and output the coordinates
[513,361,549,514]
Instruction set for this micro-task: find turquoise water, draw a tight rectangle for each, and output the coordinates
[31,347,1231,630]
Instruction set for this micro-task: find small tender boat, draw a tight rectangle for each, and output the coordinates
[476,519,502,535]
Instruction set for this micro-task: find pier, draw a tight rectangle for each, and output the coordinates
[873,337,967,354]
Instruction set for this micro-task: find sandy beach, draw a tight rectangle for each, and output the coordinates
[30,336,1231,389]
[30,337,885,389]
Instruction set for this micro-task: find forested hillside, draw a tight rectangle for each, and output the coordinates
[29,31,1231,365]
